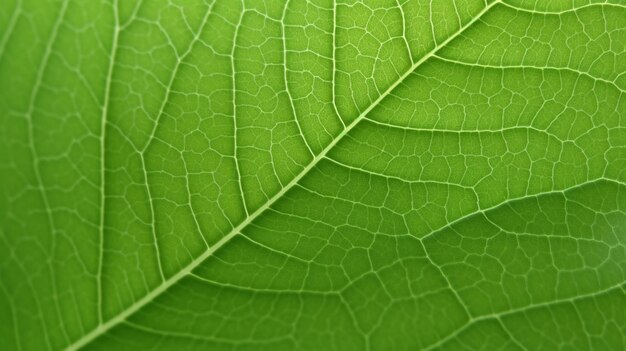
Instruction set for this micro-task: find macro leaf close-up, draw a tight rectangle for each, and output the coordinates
[1,0,626,350]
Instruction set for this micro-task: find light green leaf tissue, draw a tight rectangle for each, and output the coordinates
[1,0,625,350]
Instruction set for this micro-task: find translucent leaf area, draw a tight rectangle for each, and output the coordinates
[1,0,625,350]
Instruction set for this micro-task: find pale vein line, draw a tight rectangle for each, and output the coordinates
[139,154,165,281]
[98,0,120,325]
[122,319,294,345]
[423,282,626,350]
[281,0,315,157]
[0,0,21,58]
[232,0,248,216]
[139,0,217,282]
[395,0,413,65]
[66,2,502,349]
[22,0,71,349]
[362,117,573,142]
[418,240,473,321]
[419,177,626,242]
[428,0,437,45]
[433,54,625,92]
[331,1,346,127]
[321,156,480,193]
[139,1,216,154]
[189,273,337,295]
[181,156,210,248]
[500,1,626,15]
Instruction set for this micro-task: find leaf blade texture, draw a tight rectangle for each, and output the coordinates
[1,0,625,350]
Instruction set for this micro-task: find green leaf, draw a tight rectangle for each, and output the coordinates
[1,0,625,350]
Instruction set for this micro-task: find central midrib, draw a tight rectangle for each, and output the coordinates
[67,1,501,349]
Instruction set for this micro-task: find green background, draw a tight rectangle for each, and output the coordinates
[1,0,625,349]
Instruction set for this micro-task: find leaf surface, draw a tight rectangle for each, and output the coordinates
[1,0,625,350]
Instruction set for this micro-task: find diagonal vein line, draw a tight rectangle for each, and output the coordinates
[98,0,120,326]
[21,0,71,348]
[66,1,501,349]
[423,282,626,351]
